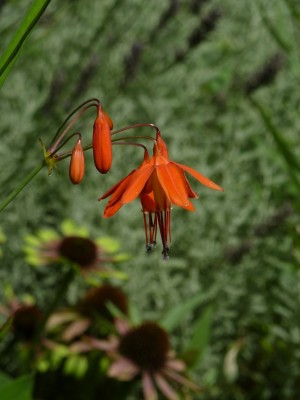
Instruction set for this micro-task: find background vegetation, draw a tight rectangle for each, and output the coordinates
[0,0,300,399]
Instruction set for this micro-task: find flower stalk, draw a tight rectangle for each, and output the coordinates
[0,161,45,213]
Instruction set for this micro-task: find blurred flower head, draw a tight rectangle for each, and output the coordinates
[0,294,42,342]
[74,319,200,400]
[47,284,128,342]
[23,219,129,279]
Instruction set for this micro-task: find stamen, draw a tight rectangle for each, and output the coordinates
[156,211,171,260]
[143,212,157,253]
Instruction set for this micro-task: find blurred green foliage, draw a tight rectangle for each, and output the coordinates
[1,0,300,399]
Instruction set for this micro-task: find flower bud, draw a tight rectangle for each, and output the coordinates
[93,108,113,174]
[69,138,85,184]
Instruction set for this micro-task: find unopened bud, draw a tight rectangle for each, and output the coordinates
[93,108,113,174]
[69,138,85,184]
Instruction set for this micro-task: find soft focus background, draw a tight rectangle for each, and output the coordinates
[1,0,300,399]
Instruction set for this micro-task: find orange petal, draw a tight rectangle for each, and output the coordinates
[98,171,135,201]
[121,163,155,204]
[151,172,170,211]
[156,164,195,210]
[69,138,85,184]
[179,168,198,199]
[101,172,136,217]
[155,131,169,159]
[140,192,156,213]
[173,162,224,191]
[103,202,123,218]
[93,113,112,174]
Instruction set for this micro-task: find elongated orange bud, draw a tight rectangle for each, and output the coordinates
[69,138,85,184]
[103,111,113,130]
[93,108,113,174]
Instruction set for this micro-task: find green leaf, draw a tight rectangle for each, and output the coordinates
[61,219,89,237]
[0,372,11,388]
[0,374,33,400]
[0,229,6,243]
[159,287,217,331]
[0,0,52,88]
[96,237,121,253]
[184,305,214,368]
[37,229,60,242]
[64,355,88,378]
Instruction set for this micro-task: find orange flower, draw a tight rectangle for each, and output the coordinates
[99,132,223,258]
[98,150,151,217]
[93,107,113,174]
[120,132,223,208]
[69,137,85,184]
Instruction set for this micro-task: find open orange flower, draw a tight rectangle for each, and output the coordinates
[99,131,223,258]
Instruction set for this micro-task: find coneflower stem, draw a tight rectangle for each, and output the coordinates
[0,161,45,213]
[42,267,74,327]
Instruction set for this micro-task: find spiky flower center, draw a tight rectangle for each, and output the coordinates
[119,322,169,371]
[79,284,128,320]
[12,305,42,341]
[58,236,97,267]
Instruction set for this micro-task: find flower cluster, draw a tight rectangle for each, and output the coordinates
[0,222,204,399]
[74,319,202,400]
[0,282,200,400]
[44,99,223,259]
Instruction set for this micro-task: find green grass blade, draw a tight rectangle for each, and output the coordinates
[184,305,214,368]
[249,96,300,191]
[0,0,52,87]
[159,287,217,331]
[256,0,291,52]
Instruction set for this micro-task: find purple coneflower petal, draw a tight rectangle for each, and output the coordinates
[61,318,91,342]
[165,358,186,372]
[142,371,158,400]
[108,357,139,381]
[163,368,202,392]
[154,373,179,400]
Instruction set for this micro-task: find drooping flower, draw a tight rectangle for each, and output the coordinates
[71,320,201,400]
[99,131,223,258]
[93,106,113,174]
[69,137,85,184]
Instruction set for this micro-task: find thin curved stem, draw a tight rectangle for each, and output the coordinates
[112,141,149,152]
[112,135,156,143]
[49,104,97,155]
[49,99,100,152]
[55,131,82,154]
[0,161,45,213]
[78,134,156,155]
[111,123,160,136]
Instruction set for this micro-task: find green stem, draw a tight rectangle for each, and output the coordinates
[42,267,74,327]
[0,161,45,213]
